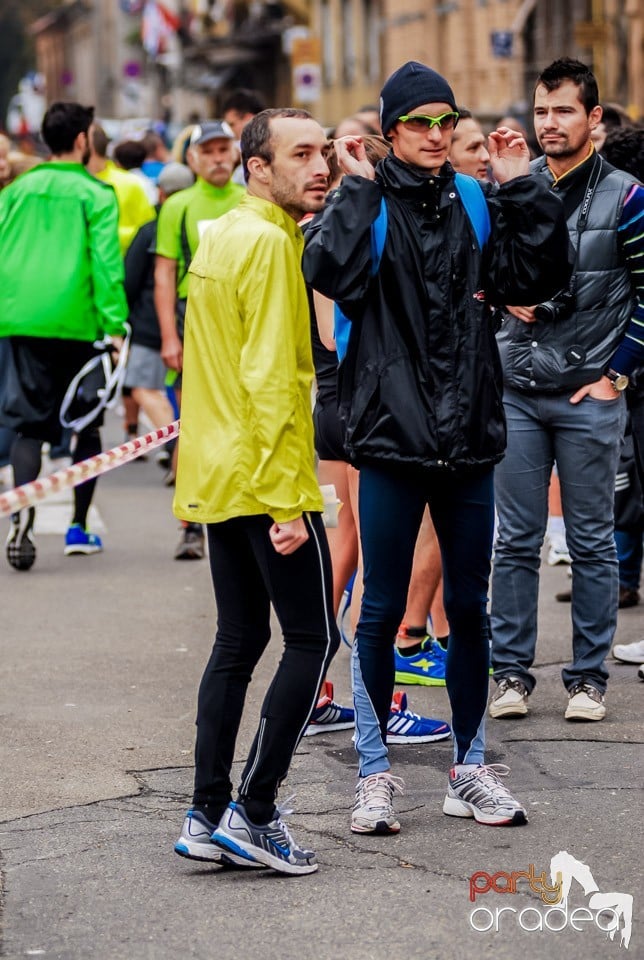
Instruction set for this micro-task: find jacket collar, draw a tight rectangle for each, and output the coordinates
[376,152,453,201]
[238,194,303,243]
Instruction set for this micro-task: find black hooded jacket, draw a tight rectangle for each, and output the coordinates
[302,153,572,472]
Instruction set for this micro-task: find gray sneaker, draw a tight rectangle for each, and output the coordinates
[489,677,529,718]
[174,524,204,560]
[351,772,405,834]
[212,801,318,875]
[174,809,262,868]
[6,507,36,571]
[443,764,527,826]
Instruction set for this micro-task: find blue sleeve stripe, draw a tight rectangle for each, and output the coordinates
[618,210,644,232]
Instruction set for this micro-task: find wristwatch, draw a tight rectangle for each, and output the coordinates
[606,369,629,392]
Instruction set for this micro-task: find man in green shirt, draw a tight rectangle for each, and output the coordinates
[0,101,127,571]
[154,119,245,560]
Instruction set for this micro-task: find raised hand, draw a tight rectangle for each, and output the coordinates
[487,126,530,184]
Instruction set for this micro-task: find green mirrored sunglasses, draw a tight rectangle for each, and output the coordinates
[397,112,460,132]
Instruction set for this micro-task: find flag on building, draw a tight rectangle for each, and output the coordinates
[141,1,180,57]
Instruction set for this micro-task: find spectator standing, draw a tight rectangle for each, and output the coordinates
[154,120,245,560]
[173,108,339,874]
[490,59,643,722]
[0,102,127,570]
[304,61,570,832]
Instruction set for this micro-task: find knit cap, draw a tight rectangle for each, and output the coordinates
[380,61,457,140]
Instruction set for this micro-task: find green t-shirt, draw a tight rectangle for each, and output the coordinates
[155,176,246,298]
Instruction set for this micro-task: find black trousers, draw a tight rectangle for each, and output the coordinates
[193,512,340,818]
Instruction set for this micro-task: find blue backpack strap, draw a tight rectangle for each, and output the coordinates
[335,195,388,361]
[370,195,388,273]
[454,172,491,250]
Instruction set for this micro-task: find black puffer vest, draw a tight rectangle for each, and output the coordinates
[497,153,637,392]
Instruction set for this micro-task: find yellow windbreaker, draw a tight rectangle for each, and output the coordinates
[173,195,324,525]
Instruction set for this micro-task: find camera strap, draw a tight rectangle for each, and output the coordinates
[567,153,603,365]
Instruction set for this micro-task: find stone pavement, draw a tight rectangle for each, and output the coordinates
[0,416,642,960]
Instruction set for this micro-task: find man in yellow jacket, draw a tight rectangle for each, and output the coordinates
[173,108,339,876]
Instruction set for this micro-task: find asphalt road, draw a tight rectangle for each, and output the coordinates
[1,414,642,960]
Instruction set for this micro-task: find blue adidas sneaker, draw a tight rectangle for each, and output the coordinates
[212,801,318,875]
[64,524,103,556]
[303,680,354,736]
[387,692,451,744]
[394,636,447,686]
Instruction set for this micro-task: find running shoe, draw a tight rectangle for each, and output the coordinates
[394,636,446,686]
[351,772,405,834]
[211,801,318,875]
[613,639,644,663]
[174,809,262,867]
[489,676,529,718]
[564,682,606,721]
[64,524,103,556]
[387,692,451,743]
[174,523,204,560]
[442,763,528,826]
[6,508,36,571]
[546,537,572,566]
[303,680,355,736]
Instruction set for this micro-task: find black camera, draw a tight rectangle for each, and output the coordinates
[534,281,576,323]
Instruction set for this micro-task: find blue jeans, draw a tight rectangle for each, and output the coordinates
[491,387,627,694]
[353,464,494,775]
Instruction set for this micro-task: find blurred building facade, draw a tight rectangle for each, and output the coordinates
[29,0,644,128]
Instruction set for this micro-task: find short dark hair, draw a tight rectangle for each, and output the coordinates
[41,101,94,155]
[456,107,473,121]
[240,107,313,181]
[534,58,599,114]
[113,140,147,170]
[91,125,110,158]
[222,88,267,117]
[602,125,644,180]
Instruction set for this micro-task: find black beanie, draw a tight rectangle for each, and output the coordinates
[379,61,457,140]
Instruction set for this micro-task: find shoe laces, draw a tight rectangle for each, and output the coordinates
[468,764,516,802]
[356,772,405,809]
[273,794,298,848]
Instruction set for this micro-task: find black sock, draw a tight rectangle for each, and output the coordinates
[239,799,277,825]
[436,634,449,651]
[193,803,227,826]
[396,640,424,657]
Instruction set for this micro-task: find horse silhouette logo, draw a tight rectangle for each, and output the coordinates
[550,850,633,949]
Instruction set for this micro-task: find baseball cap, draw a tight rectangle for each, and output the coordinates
[189,120,235,146]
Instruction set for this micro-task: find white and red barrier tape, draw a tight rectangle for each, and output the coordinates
[0,421,180,519]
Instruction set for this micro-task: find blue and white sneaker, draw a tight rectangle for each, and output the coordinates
[211,801,318,875]
[303,681,354,736]
[174,809,263,867]
[64,524,103,556]
[394,636,446,686]
[387,692,451,744]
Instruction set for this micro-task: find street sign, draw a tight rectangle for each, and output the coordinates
[292,36,322,104]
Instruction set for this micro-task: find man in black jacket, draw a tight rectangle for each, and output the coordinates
[303,60,571,833]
